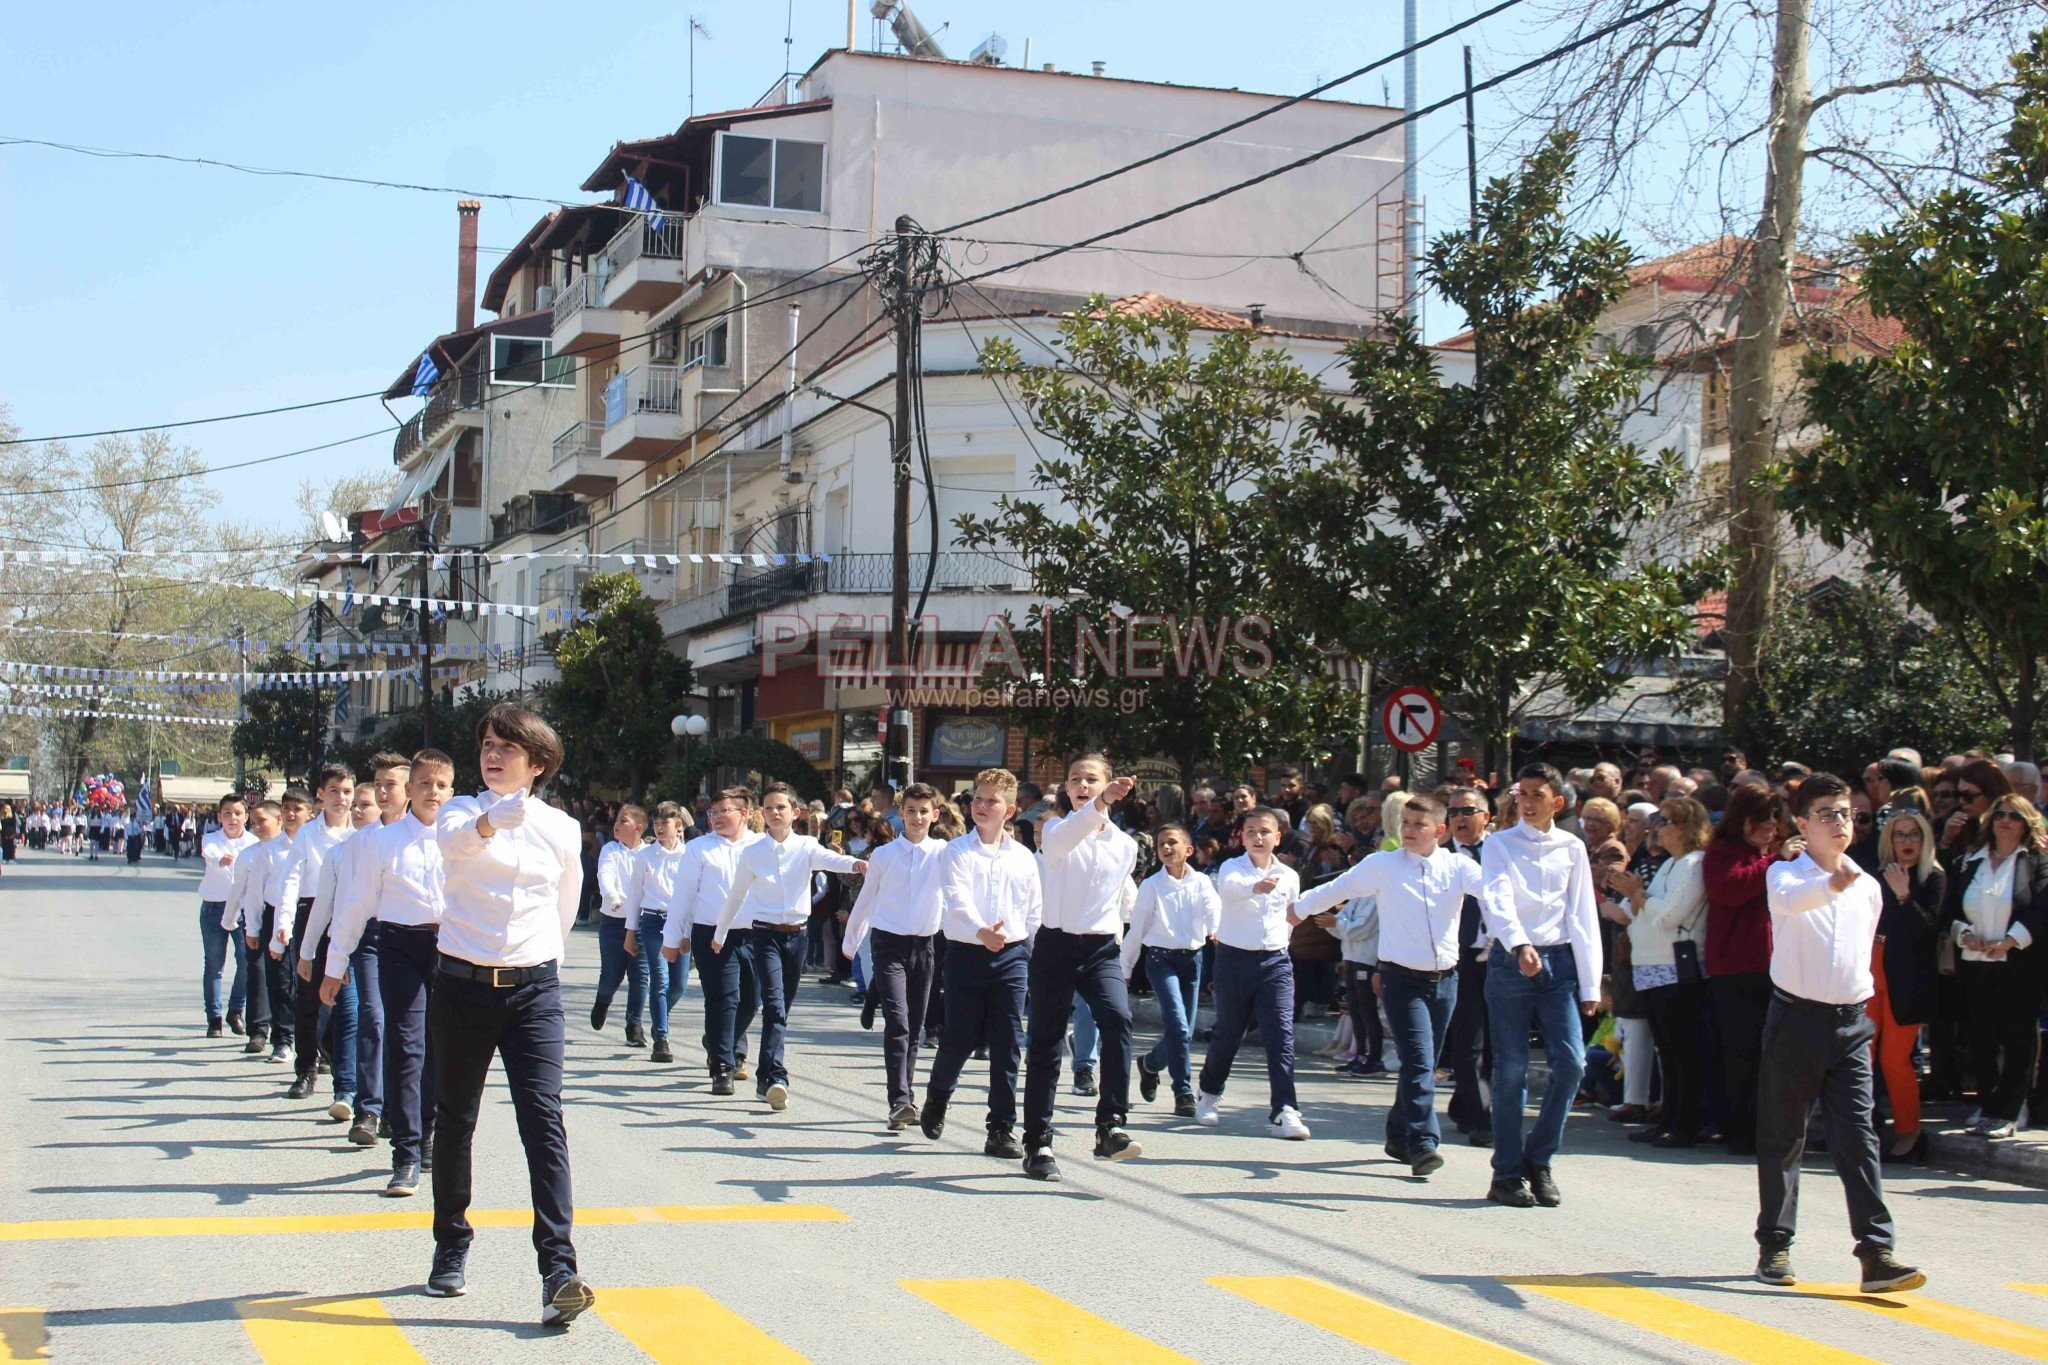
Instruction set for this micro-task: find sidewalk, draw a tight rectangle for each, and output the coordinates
[1127,992,2048,1189]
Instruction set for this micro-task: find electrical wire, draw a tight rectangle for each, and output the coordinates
[0,426,396,498]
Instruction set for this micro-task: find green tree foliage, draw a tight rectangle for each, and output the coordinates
[652,733,829,808]
[1722,579,2004,775]
[330,686,520,794]
[956,304,1352,789]
[229,653,341,784]
[1783,34,2048,759]
[1269,133,1706,766]
[536,572,694,800]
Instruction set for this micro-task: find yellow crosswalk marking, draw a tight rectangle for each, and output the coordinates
[1801,1285,2048,1358]
[2018,1286,2048,1301]
[901,1278,1195,1364]
[0,1203,846,1241]
[594,1286,807,1363]
[1506,1275,1879,1365]
[1212,1275,1536,1363]
[235,1295,425,1364]
[0,1308,48,1362]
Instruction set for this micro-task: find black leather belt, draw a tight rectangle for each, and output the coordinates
[1771,986,1867,1018]
[1381,960,1457,983]
[755,921,806,934]
[436,955,558,988]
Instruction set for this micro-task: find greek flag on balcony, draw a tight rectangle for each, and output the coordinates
[623,175,665,233]
[411,350,441,398]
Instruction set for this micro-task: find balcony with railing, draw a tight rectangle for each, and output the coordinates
[601,215,690,312]
[600,364,687,463]
[392,372,482,465]
[550,269,622,359]
[665,549,1034,637]
[546,420,614,496]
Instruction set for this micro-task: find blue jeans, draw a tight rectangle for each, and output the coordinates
[1198,944,1297,1118]
[594,915,648,1029]
[1143,947,1201,1097]
[1380,965,1457,1155]
[351,923,383,1119]
[1484,942,1587,1178]
[327,952,359,1104]
[199,901,246,1022]
[638,912,685,1039]
[1070,993,1100,1072]
[750,924,807,1090]
[690,921,757,1074]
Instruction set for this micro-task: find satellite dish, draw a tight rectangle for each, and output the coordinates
[320,511,346,541]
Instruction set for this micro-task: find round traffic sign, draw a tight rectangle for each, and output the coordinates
[1381,685,1442,753]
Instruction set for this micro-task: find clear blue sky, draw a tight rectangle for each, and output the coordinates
[1,0,1547,536]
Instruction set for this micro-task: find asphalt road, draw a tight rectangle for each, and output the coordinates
[3,845,2047,1363]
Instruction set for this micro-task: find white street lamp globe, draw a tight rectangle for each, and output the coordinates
[672,714,708,737]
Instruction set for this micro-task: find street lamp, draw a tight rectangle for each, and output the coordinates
[671,713,709,803]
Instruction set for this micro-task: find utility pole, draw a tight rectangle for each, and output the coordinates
[418,513,436,748]
[233,623,248,787]
[308,597,324,778]
[1464,45,1483,388]
[1402,0,1421,325]
[889,216,916,791]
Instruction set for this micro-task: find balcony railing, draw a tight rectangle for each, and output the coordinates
[549,420,603,472]
[393,374,480,464]
[666,549,1034,634]
[605,365,683,427]
[605,216,689,273]
[552,270,610,329]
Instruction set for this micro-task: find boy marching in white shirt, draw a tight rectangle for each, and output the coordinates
[198,795,256,1039]
[843,782,949,1129]
[323,755,451,1197]
[282,764,358,1103]
[1024,754,1143,1180]
[713,782,865,1110]
[1293,795,1481,1178]
[222,799,296,1061]
[1121,826,1220,1118]
[920,767,1040,1159]
[289,783,380,1126]
[660,787,764,1094]
[424,705,592,1327]
[1195,808,1310,1140]
[629,803,695,1064]
[589,805,649,1049]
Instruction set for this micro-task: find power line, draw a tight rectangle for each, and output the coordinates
[0,427,395,498]
[932,0,1529,236]
[952,0,1682,290]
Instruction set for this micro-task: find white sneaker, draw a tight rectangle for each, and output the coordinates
[765,1082,789,1112]
[1194,1092,1222,1127]
[1269,1106,1311,1140]
[1981,1118,2016,1139]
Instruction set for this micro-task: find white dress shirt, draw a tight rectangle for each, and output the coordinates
[635,838,695,920]
[435,794,583,970]
[938,829,1043,945]
[323,813,444,976]
[844,834,949,955]
[222,836,288,934]
[261,831,296,919]
[1479,821,1603,1003]
[1038,801,1139,936]
[277,816,354,911]
[302,822,378,951]
[661,831,764,949]
[1296,847,1483,973]
[1119,866,1222,977]
[198,830,256,902]
[717,832,863,937]
[596,840,642,919]
[1956,849,2032,960]
[1765,852,1881,1005]
[1213,854,1302,952]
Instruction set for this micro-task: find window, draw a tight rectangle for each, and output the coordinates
[491,335,573,387]
[715,133,825,213]
[685,320,730,370]
[452,432,482,509]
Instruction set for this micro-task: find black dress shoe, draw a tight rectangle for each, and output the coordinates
[625,1020,647,1048]
[920,1096,947,1140]
[985,1128,1023,1159]
[349,1118,377,1146]
[1137,1059,1161,1104]
[711,1072,736,1097]
[287,1074,316,1100]
[650,1038,673,1063]
[1487,1177,1536,1208]
[226,1010,245,1035]
[1649,1131,1697,1149]
[207,1022,224,1039]
[590,1000,608,1032]
[861,992,878,1031]
[1628,1125,1668,1144]
[1525,1163,1562,1207]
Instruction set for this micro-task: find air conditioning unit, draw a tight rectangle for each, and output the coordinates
[536,284,557,309]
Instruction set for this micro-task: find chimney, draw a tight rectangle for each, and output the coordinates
[456,200,481,332]
[1246,303,1266,329]
[1091,60,1105,76]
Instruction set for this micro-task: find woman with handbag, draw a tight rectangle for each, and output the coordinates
[1606,796,1712,1148]
[1946,794,2048,1139]
[1871,809,1943,1161]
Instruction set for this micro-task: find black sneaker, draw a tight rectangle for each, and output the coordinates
[385,1163,420,1197]
[1071,1068,1098,1097]
[985,1127,1023,1159]
[226,1010,245,1036]
[861,992,879,1031]
[1487,1177,1536,1208]
[590,1000,608,1032]
[1137,1059,1161,1104]
[711,1072,736,1097]
[287,1074,316,1100]
[920,1096,948,1141]
[377,1116,392,1140]
[1174,1094,1198,1118]
[650,1038,673,1063]
[1858,1250,1926,1294]
[885,1102,916,1131]
[1756,1247,1796,1286]
[425,1246,467,1297]
[1093,1126,1142,1162]
[207,1021,224,1039]
[349,1118,377,1147]
[1525,1163,1561,1207]
[1410,1149,1446,1178]
[625,1020,647,1048]
[1024,1147,1062,1181]
[541,1272,596,1327]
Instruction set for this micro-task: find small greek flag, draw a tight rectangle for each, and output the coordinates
[623,175,664,233]
[411,350,441,397]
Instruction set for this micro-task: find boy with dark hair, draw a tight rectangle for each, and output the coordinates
[282,763,358,1102]
[1194,808,1308,1140]
[223,799,293,1060]
[627,801,692,1062]
[663,786,765,1094]
[199,795,255,1039]
[592,804,649,1047]
[844,781,948,1129]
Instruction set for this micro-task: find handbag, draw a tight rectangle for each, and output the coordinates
[1672,938,1704,986]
